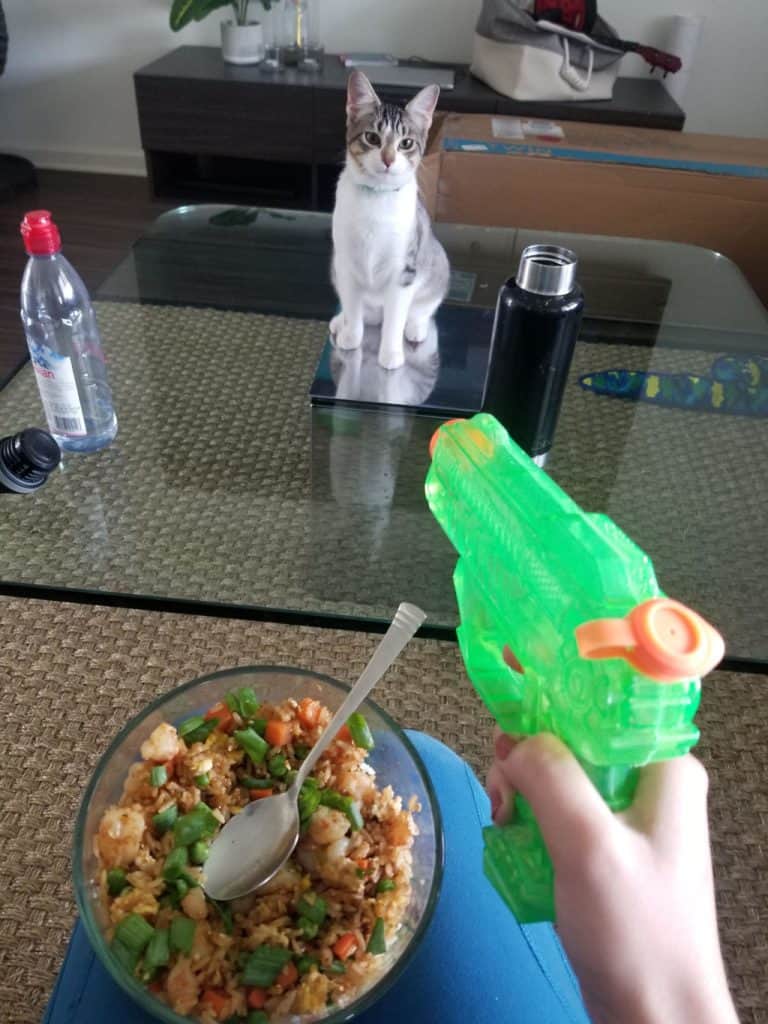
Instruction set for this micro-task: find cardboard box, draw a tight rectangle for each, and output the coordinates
[420,114,768,308]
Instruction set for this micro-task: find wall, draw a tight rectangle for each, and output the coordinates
[0,0,767,175]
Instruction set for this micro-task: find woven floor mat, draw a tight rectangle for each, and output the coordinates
[0,597,764,1022]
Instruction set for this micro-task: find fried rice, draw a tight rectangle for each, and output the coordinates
[94,691,419,1022]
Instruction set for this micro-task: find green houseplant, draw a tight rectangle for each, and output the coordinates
[170,0,278,65]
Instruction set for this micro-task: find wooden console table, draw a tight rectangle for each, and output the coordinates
[134,46,685,209]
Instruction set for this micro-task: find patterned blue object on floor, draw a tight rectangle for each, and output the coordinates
[44,732,590,1024]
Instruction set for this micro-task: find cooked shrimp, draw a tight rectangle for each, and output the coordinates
[336,767,375,802]
[181,886,208,921]
[97,806,145,868]
[140,722,180,764]
[166,957,200,1015]
[307,806,350,846]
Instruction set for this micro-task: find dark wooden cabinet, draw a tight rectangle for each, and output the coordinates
[134,46,685,210]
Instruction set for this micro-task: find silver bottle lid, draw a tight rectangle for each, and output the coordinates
[516,244,578,297]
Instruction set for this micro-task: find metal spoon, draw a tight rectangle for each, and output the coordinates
[203,602,426,901]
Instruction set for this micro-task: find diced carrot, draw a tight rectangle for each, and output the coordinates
[205,702,235,734]
[148,980,164,994]
[201,988,229,1015]
[247,988,268,1009]
[336,724,352,743]
[275,960,299,990]
[265,720,292,747]
[250,788,274,801]
[163,758,176,781]
[332,932,358,960]
[297,697,321,730]
[354,858,370,871]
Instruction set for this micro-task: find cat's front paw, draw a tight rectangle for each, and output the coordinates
[378,346,405,371]
[332,317,364,351]
[329,312,345,337]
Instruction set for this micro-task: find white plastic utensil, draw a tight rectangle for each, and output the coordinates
[203,602,426,901]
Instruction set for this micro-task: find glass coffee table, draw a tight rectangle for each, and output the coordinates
[0,205,766,670]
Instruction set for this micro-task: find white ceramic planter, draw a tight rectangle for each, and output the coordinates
[221,21,265,65]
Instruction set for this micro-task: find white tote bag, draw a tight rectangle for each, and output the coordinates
[471,0,624,102]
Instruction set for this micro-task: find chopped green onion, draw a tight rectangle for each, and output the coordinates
[163,846,189,881]
[293,743,310,760]
[366,917,386,955]
[159,889,181,910]
[237,687,260,720]
[234,727,268,766]
[173,802,219,847]
[297,917,319,939]
[267,753,288,779]
[186,720,218,745]
[152,802,178,836]
[111,938,140,975]
[296,893,327,925]
[150,764,168,787]
[107,868,129,897]
[376,878,396,893]
[347,712,374,751]
[194,772,210,788]
[251,717,268,737]
[114,914,154,954]
[241,945,293,987]
[174,878,190,899]
[242,776,273,790]
[285,770,298,787]
[247,1013,269,1024]
[190,840,209,866]
[169,915,196,955]
[355,868,366,879]
[298,780,321,823]
[326,959,346,975]
[209,897,234,935]
[296,954,318,975]
[319,790,363,831]
[143,928,170,972]
[178,716,205,739]
[225,687,260,720]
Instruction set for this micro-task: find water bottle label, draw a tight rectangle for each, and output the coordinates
[29,341,87,437]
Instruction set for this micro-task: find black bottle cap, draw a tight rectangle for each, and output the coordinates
[0,428,61,494]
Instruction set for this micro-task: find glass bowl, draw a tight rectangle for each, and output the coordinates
[73,666,444,1023]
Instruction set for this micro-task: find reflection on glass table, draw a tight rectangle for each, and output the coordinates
[0,204,766,669]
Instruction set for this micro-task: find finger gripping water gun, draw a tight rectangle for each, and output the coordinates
[425,413,724,923]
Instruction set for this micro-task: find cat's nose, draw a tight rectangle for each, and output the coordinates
[382,151,395,169]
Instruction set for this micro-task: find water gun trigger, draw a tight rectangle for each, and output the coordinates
[575,598,724,682]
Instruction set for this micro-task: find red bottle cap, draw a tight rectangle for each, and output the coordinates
[20,210,62,256]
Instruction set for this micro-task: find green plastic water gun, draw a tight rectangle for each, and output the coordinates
[425,413,724,923]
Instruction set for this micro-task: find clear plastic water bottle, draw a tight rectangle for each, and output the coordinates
[20,210,117,453]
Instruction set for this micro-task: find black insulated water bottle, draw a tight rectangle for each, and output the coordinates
[482,244,584,465]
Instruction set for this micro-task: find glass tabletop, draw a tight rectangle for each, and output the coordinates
[0,204,766,668]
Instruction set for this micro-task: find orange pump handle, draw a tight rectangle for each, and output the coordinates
[576,598,724,682]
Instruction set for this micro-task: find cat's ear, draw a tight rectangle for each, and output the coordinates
[347,71,379,118]
[405,84,440,128]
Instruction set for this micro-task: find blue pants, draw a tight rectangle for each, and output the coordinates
[44,732,590,1024]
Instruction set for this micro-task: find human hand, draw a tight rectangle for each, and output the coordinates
[486,731,739,1024]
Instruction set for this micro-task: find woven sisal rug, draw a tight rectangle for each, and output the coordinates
[0,597,764,1022]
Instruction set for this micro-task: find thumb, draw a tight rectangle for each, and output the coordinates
[496,733,615,871]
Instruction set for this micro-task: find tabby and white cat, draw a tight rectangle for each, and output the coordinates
[330,70,450,371]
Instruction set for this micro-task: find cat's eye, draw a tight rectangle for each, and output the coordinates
[364,131,381,147]
[399,138,415,151]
